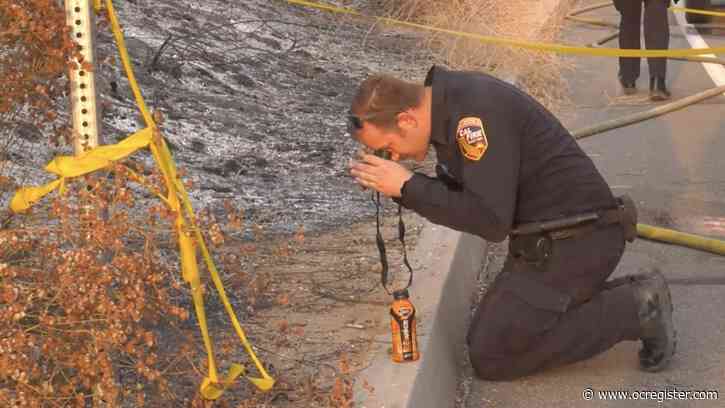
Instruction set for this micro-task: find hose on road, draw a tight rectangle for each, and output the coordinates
[572,84,725,139]
[637,224,725,256]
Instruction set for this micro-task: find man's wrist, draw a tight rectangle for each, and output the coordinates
[393,173,418,207]
[399,173,414,197]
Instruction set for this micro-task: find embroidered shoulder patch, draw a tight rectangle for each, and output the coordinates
[456,117,488,161]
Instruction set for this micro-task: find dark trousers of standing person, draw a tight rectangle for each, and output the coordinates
[465,224,642,381]
[613,0,671,98]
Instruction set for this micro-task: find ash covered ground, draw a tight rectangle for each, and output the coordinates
[2,0,436,235]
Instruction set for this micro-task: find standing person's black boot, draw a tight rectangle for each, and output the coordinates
[619,74,637,95]
[631,269,676,372]
[649,76,671,101]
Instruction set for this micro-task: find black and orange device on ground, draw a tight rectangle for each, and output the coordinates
[390,289,420,362]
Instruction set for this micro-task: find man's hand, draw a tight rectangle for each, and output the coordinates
[349,154,413,198]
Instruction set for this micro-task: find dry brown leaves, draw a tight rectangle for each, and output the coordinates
[0,167,192,407]
[0,0,75,136]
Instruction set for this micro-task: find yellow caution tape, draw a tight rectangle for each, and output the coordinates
[11,0,275,400]
[285,0,725,57]
[104,0,276,396]
[104,0,154,126]
[10,127,152,213]
[671,7,725,18]
[10,179,64,214]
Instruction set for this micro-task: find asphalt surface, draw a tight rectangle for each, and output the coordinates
[464,2,725,407]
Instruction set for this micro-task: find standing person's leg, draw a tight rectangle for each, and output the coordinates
[614,0,643,93]
[645,0,672,100]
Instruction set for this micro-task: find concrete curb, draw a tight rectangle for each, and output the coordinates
[352,223,487,408]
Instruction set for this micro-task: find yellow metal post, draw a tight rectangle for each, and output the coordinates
[65,0,101,155]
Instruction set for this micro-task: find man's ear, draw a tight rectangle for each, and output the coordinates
[396,111,417,132]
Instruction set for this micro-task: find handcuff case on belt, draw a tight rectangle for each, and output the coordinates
[508,234,552,268]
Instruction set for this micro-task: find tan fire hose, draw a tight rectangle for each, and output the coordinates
[587,31,620,47]
[566,2,725,256]
[670,55,725,65]
[572,84,725,139]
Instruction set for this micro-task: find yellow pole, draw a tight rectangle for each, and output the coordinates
[65,0,101,155]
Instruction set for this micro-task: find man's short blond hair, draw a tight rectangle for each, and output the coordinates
[350,74,424,130]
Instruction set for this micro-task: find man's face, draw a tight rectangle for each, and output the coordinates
[351,113,429,162]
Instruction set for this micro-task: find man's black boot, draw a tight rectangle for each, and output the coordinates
[649,76,671,101]
[632,269,676,372]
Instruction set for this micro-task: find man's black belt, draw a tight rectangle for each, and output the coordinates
[507,195,638,268]
[510,195,638,242]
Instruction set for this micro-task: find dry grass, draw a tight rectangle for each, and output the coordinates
[378,0,577,113]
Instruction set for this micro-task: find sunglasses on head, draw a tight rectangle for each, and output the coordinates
[346,110,402,136]
[347,115,364,135]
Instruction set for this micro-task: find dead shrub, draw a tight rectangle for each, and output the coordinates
[0,164,198,407]
[0,0,75,141]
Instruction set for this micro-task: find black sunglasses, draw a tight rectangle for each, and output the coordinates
[346,111,402,136]
[347,115,364,135]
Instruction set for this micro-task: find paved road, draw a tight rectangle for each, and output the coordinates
[464,1,725,407]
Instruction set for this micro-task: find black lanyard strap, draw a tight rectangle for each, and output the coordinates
[372,191,413,295]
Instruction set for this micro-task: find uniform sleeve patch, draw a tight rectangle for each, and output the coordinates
[456,116,488,161]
